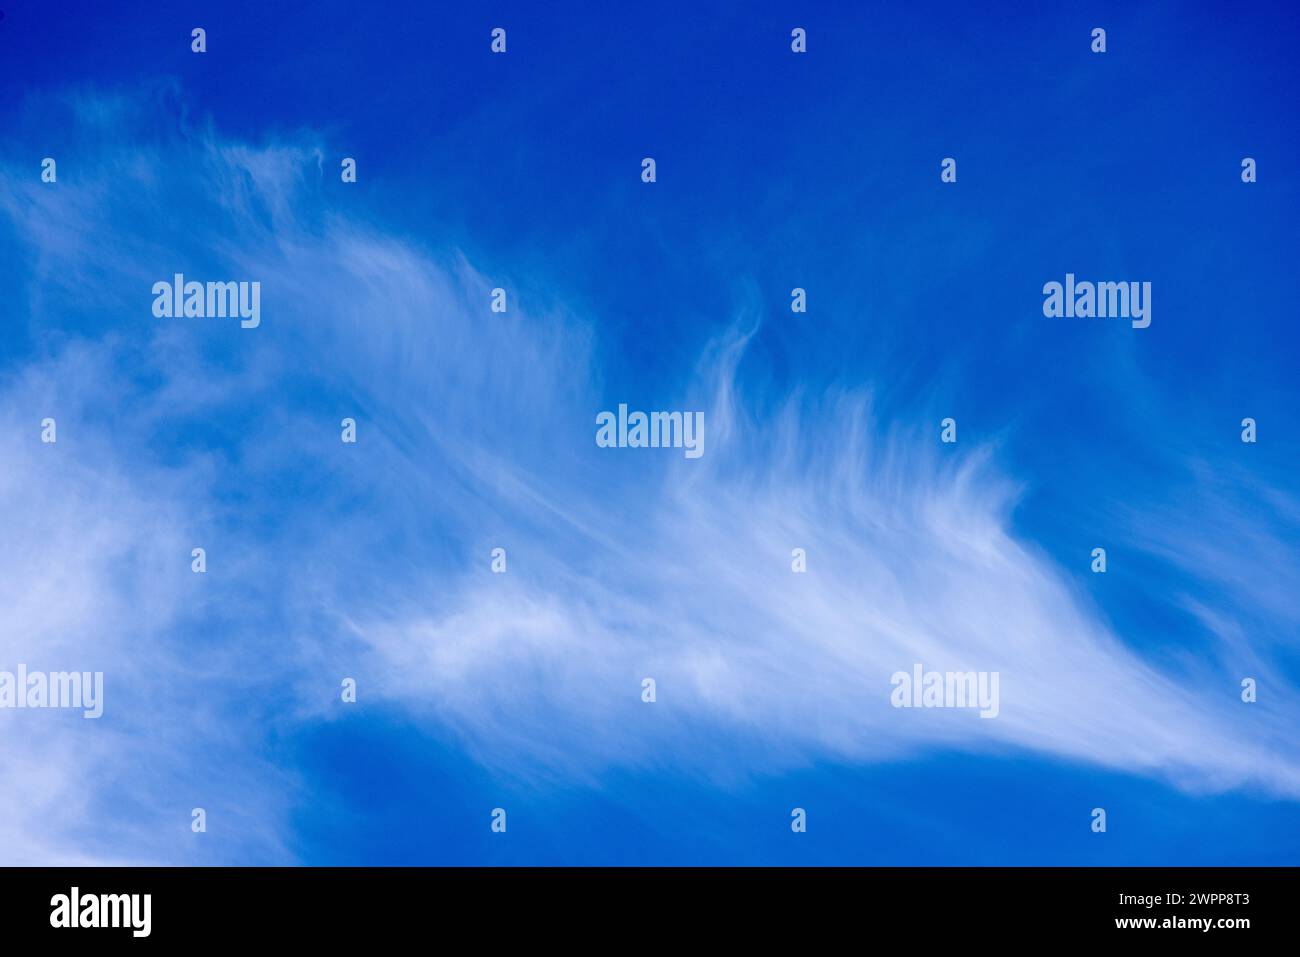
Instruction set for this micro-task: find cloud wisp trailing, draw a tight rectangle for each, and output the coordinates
[2,90,1297,863]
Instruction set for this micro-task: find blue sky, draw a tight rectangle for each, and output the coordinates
[0,0,1298,865]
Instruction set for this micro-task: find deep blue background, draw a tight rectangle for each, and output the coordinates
[1,0,1297,864]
